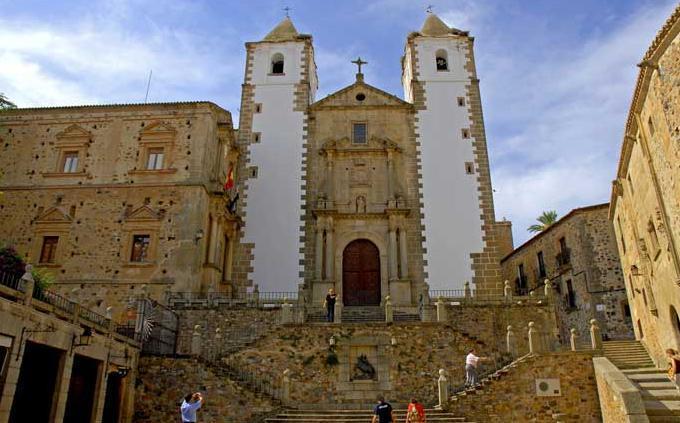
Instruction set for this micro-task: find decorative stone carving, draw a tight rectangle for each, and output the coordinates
[352,354,376,380]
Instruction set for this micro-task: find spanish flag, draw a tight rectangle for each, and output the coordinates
[224,166,234,190]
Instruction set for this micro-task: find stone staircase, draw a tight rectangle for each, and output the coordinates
[265,407,472,422]
[602,340,655,369]
[307,306,420,323]
[603,340,680,421]
[449,354,530,405]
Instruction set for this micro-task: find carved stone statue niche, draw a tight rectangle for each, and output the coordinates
[352,354,376,380]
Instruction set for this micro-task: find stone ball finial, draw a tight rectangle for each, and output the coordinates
[507,325,513,331]
[464,281,470,286]
[544,279,551,286]
[283,368,291,377]
[504,280,510,287]
[194,324,201,331]
[528,321,535,328]
[385,295,391,301]
[590,319,598,326]
[438,368,446,377]
[25,264,34,272]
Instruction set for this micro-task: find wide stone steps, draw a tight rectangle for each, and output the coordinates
[603,340,655,369]
[265,408,471,422]
[307,307,420,323]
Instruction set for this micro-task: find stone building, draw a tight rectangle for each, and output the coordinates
[610,4,680,366]
[0,271,139,423]
[0,102,239,313]
[501,203,633,342]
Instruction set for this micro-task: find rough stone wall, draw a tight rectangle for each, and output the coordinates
[227,323,495,405]
[501,205,632,343]
[611,14,680,365]
[446,301,559,355]
[174,307,279,355]
[134,357,277,423]
[0,104,238,314]
[447,352,601,422]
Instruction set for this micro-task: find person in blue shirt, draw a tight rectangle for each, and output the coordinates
[180,392,204,423]
[372,395,395,423]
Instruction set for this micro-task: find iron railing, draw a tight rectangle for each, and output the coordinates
[449,353,517,395]
[33,287,76,314]
[216,358,283,400]
[79,307,109,328]
[167,291,299,308]
[0,271,23,292]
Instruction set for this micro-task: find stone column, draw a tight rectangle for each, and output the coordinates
[315,223,324,280]
[225,235,234,282]
[191,325,202,356]
[281,299,293,325]
[21,264,34,306]
[334,301,342,324]
[590,319,603,350]
[544,279,552,300]
[528,322,540,354]
[386,150,394,204]
[0,332,28,422]
[281,369,291,403]
[436,297,447,322]
[503,280,512,300]
[437,369,448,409]
[92,358,109,423]
[399,228,408,279]
[208,217,218,264]
[325,221,334,281]
[51,352,75,423]
[326,152,335,204]
[388,226,398,280]
[385,296,393,323]
[570,328,578,351]
[464,281,471,300]
[506,325,516,357]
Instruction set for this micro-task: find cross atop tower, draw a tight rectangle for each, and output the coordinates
[351,57,368,75]
[283,6,291,17]
[426,5,434,13]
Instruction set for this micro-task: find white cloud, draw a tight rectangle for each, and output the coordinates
[477,2,676,244]
[0,15,241,107]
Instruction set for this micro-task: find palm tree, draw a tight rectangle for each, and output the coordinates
[0,93,17,110]
[528,210,558,233]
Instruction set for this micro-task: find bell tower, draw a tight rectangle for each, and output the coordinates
[233,17,318,293]
[402,12,503,296]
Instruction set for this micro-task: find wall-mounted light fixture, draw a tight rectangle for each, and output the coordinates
[70,327,93,354]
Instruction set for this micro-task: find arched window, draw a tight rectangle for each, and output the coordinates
[435,49,448,71]
[271,53,284,75]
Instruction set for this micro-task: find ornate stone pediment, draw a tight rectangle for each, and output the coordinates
[34,207,72,224]
[125,205,164,222]
[140,121,176,136]
[311,80,411,109]
[55,124,91,146]
[320,136,401,154]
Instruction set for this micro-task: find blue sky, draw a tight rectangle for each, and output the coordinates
[0,0,677,245]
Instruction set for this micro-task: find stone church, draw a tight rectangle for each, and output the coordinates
[0,13,510,312]
[238,13,510,308]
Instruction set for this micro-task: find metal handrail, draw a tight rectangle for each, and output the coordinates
[0,271,23,292]
[79,307,110,328]
[33,287,76,314]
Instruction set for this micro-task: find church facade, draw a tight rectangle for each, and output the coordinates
[237,14,508,306]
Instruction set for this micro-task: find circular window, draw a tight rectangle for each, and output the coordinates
[356,93,366,101]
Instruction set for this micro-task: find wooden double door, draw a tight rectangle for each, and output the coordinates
[342,239,381,306]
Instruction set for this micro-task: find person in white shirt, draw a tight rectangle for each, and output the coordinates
[465,348,488,387]
[180,392,204,423]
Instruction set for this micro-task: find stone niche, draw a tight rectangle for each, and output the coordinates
[336,334,392,400]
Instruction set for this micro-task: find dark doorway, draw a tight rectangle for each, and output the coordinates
[342,239,381,306]
[102,372,123,423]
[10,341,63,423]
[64,354,101,423]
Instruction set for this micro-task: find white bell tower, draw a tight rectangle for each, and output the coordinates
[235,17,318,292]
[402,13,503,295]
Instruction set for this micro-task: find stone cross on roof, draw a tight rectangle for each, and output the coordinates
[351,57,368,74]
[426,5,434,13]
[283,6,291,17]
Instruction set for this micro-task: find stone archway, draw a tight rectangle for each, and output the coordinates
[342,239,381,306]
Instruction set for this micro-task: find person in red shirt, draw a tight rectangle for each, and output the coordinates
[405,398,426,423]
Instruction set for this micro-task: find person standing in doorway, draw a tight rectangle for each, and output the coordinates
[324,288,337,322]
[465,348,488,387]
[180,392,204,423]
[372,395,395,423]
